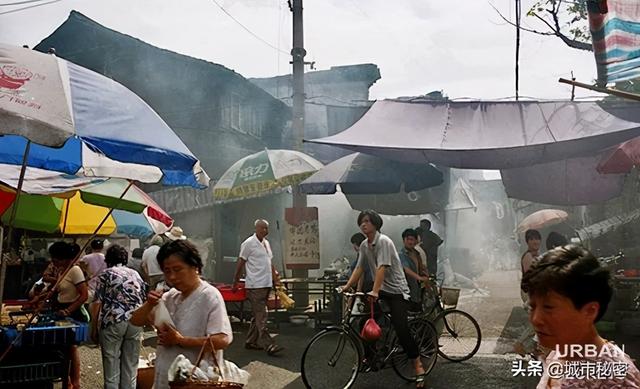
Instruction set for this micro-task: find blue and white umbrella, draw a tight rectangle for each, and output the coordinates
[0,43,208,188]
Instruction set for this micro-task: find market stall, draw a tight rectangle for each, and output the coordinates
[0,302,88,388]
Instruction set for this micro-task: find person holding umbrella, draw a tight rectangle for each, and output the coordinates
[521,229,542,277]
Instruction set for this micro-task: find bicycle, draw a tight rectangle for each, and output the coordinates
[300,291,438,389]
[420,276,482,362]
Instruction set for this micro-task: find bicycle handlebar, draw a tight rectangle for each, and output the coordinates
[342,291,367,298]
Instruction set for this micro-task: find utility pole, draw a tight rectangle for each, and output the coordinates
[515,0,521,101]
[290,0,309,306]
[291,0,306,209]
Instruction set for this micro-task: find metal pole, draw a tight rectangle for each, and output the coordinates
[291,0,308,307]
[0,227,4,315]
[515,0,521,101]
[292,0,306,157]
[61,197,71,238]
[0,140,31,310]
[559,78,640,102]
[291,0,307,209]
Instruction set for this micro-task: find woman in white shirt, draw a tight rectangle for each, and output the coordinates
[131,240,233,389]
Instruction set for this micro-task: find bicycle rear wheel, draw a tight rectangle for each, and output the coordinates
[301,328,361,389]
[391,319,438,382]
[436,309,481,362]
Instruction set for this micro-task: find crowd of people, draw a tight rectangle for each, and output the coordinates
[338,211,443,388]
[18,209,640,389]
[22,225,234,389]
[336,211,640,389]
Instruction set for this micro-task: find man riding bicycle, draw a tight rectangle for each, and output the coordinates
[338,210,429,388]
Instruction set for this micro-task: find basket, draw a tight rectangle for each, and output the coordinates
[441,287,460,307]
[169,337,243,389]
[136,366,154,389]
[171,382,243,388]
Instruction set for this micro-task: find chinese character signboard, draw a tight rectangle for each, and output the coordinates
[284,207,320,269]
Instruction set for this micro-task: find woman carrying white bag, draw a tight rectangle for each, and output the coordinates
[131,240,234,389]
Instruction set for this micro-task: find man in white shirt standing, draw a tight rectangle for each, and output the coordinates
[233,219,283,355]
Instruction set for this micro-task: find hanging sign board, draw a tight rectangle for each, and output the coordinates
[284,207,320,269]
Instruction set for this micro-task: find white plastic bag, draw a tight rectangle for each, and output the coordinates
[199,360,221,382]
[153,300,175,328]
[168,354,193,382]
[216,350,250,385]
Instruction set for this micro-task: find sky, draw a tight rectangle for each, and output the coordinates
[0,0,604,101]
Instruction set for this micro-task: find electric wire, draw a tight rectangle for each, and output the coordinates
[0,0,52,6]
[0,0,60,15]
[210,0,289,55]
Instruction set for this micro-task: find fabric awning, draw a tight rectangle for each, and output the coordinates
[305,100,640,169]
[501,154,627,205]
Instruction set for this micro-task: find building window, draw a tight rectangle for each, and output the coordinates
[230,93,240,130]
[221,94,264,139]
[247,110,263,138]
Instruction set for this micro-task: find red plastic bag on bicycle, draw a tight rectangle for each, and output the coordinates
[360,299,381,341]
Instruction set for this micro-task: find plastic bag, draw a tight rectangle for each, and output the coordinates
[275,286,295,309]
[199,360,221,382]
[168,354,193,382]
[168,355,216,383]
[153,300,175,328]
[168,349,250,385]
[217,350,250,385]
[360,318,382,341]
[360,299,381,342]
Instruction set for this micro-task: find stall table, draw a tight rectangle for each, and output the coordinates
[0,305,88,389]
[214,283,247,323]
[280,278,343,325]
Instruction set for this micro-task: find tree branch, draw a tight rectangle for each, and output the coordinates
[532,11,593,51]
[490,3,555,36]
[491,1,593,52]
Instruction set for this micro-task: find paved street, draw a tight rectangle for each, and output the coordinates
[73,271,639,388]
[222,321,538,389]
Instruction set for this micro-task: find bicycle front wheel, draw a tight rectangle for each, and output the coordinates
[436,309,481,362]
[301,328,361,389]
[391,319,438,382]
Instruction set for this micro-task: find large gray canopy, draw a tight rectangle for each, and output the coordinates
[306,100,640,169]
